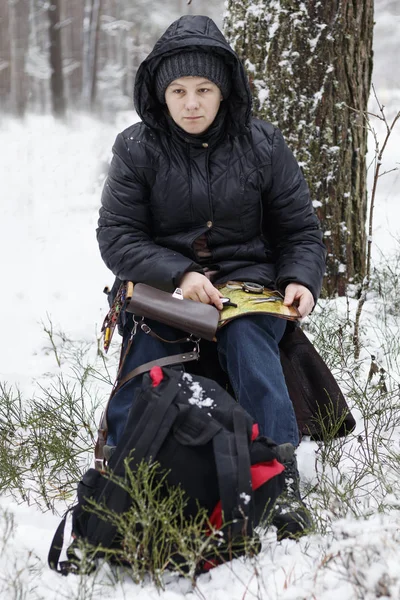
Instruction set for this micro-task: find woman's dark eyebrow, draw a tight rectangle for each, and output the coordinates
[169,80,211,87]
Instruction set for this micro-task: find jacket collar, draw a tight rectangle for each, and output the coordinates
[165,104,229,148]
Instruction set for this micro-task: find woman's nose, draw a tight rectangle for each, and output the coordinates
[184,94,200,110]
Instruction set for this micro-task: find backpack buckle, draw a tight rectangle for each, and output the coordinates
[94,458,105,471]
[141,323,152,335]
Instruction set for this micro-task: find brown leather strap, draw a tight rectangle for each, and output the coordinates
[115,351,199,392]
[94,331,135,469]
[140,323,190,345]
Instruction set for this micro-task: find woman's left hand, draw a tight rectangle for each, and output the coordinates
[283,283,314,318]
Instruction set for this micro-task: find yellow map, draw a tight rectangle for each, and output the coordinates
[216,285,301,327]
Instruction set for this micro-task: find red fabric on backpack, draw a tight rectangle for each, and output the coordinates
[150,366,164,387]
[207,424,285,531]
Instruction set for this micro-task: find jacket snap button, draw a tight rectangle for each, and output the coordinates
[202,143,209,148]
[207,220,212,228]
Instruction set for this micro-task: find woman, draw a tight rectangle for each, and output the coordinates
[97,15,326,536]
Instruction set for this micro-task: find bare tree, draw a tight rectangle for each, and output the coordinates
[224,1,374,296]
[61,0,85,108]
[82,0,102,109]
[27,0,51,114]
[0,0,11,114]
[48,0,66,117]
[9,0,30,116]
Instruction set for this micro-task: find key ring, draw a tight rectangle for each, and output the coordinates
[226,281,264,294]
[242,282,264,293]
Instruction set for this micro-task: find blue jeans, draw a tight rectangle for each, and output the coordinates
[106,315,299,448]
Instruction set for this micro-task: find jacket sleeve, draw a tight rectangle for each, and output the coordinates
[97,133,204,291]
[263,128,326,302]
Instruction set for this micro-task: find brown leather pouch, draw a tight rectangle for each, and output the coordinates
[125,283,219,341]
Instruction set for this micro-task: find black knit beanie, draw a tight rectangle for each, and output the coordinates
[155,50,232,103]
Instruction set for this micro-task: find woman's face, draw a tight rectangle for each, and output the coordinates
[164,76,223,134]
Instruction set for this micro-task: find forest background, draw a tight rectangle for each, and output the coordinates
[1,0,397,118]
[0,0,225,117]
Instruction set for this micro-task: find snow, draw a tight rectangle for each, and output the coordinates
[1,7,400,599]
[182,372,216,408]
[239,493,251,505]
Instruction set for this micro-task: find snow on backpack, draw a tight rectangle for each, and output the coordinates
[48,366,285,575]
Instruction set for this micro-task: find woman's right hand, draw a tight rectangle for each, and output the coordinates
[179,272,224,310]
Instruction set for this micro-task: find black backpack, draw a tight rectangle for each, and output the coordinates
[48,366,285,575]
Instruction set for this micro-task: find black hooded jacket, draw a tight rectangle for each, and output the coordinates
[97,15,326,301]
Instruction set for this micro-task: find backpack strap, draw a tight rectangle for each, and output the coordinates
[87,370,184,548]
[110,368,182,467]
[48,508,75,575]
[212,407,252,536]
[212,432,237,525]
[213,406,253,536]
[48,508,99,575]
[233,406,253,524]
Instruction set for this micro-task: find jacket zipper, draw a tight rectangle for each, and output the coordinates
[187,144,194,223]
[204,147,213,226]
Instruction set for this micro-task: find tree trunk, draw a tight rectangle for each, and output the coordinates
[48,0,66,118]
[224,0,374,297]
[62,0,85,108]
[9,0,30,117]
[82,0,102,109]
[0,0,11,114]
